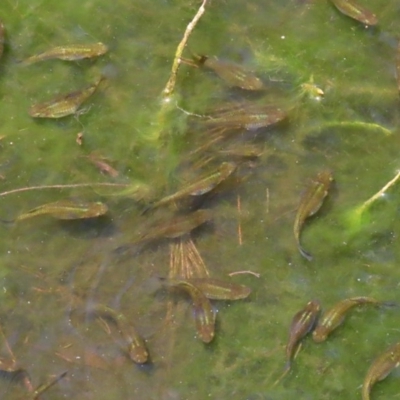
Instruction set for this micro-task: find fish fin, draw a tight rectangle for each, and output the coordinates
[179,57,199,68]
[140,203,155,215]
[75,105,92,118]
[298,245,313,261]
[379,301,399,309]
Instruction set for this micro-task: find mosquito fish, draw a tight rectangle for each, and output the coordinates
[203,103,286,131]
[16,200,108,221]
[171,280,216,343]
[312,297,384,343]
[362,342,400,400]
[86,153,119,178]
[112,315,148,364]
[0,20,5,60]
[329,0,377,26]
[22,42,108,65]
[195,55,264,91]
[137,209,213,242]
[284,300,321,374]
[88,304,148,364]
[29,76,104,118]
[151,162,237,209]
[293,170,333,261]
[184,278,251,300]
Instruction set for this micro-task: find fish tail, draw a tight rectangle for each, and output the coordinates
[361,383,370,400]
[95,75,107,88]
[140,203,155,215]
[298,245,313,261]
[271,361,291,387]
[379,300,399,309]
[294,224,313,261]
[17,57,35,66]
[0,218,15,225]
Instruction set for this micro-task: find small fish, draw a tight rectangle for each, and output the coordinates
[87,305,148,364]
[274,299,321,386]
[94,181,154,202]
[194,55,264,90]
[312,297,384,343]
[184,278,251,300]
[29,77,104,118]
[170,280,216,343]
[203,102,286,131]
[329,0,377,26]
[293,170,333,261]
[285,300,321,372]
[16,200,108,221]
[135,209,213,243]
[85,153,119,178]
[22,42,108,65]
[0,20,5,60]
[189,103,286,156]
[150,162,237,210]
[362,342,400,400]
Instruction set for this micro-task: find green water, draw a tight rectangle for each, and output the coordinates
[1,0,400,399]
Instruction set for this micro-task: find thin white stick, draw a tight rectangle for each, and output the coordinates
[0,182,129,197]
[358,170,400,213]
[162,0,208,100]
[228,270,261,278]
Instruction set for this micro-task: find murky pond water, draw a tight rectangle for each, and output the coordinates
[1,0,400,399]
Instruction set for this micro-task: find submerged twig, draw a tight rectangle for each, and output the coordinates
[305,121,392,136]
[151,0,209,142]
[0,182,129,198]
[356,170,400,215]
[162,0,208,100]
[237,195,243,245]
[32,371,67,399]
[228,270,261,278]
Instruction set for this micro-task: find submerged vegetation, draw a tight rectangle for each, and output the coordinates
[0,0,400,399]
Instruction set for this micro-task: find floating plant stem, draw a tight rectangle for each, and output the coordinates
[162,0,208,100]
[0,182,129,198]
[149,0,209,143]
[346,170,400,232]
[31,371,67,399]
[356,170,400,215]
[306,121,392,136]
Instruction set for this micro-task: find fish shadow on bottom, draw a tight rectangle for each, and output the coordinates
[56,215,116,239]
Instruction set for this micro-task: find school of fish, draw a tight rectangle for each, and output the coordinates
[0,0,398,398]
